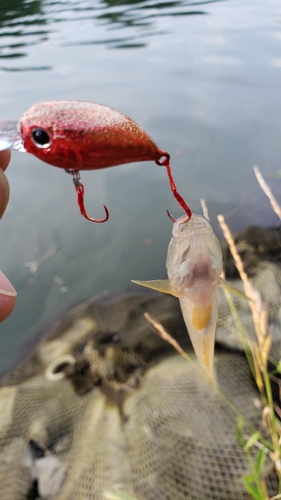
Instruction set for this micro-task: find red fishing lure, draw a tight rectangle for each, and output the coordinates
[6,101,192,222]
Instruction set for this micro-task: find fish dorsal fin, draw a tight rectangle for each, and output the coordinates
[131,279,177,296]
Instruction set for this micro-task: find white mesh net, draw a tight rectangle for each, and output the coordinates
[0,225,280,499]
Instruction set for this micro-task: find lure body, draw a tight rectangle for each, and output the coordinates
[133,214,223,381]
[0,100,191,222]
[19,101,163,171]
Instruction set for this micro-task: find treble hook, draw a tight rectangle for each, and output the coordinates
[65,169,109,223]
[156,152,192,220]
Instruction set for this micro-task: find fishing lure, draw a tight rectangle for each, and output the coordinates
[132,213,223,381]
[0,101,191,222]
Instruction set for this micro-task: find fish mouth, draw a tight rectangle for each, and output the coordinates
[173,213,212,237]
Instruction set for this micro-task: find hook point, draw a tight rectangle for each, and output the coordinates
[166,209,176,222]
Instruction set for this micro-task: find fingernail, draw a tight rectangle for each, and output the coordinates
[0,271,17,297]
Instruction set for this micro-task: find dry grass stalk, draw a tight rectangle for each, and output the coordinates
[144,312,185,356]
[254,166,281,220]
[217,214,268,348]
[218,213,281,486]
[200,198,209,220]
[144,312,220,388]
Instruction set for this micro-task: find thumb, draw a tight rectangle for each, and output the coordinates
[0,271,17,322]
[0,168,9,219]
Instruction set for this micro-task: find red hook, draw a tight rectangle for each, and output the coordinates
[66,169,109,223]
[156,152,192,220]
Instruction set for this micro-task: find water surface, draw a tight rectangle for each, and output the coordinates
[1,0,281,373]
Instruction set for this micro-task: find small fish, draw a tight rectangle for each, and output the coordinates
[132,213,223,381]
[0,101,190,222]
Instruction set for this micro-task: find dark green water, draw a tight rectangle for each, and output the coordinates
[0,0,281,373]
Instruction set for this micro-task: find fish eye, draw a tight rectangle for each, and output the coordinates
[31,128,52,149]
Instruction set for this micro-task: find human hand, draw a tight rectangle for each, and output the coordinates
[0,150,17,322]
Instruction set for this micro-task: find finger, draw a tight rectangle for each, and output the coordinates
[0,168,9,219]
[0,271,17,323]
[0,150,11,172]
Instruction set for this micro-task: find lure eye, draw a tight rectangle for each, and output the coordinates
[31,128,52,149]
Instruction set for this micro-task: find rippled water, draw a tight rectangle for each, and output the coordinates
[0,0,281,373]
[0,0,218,63]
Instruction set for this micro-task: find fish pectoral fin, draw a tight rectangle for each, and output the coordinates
[131,279,177,296]
[219,278,252,301]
